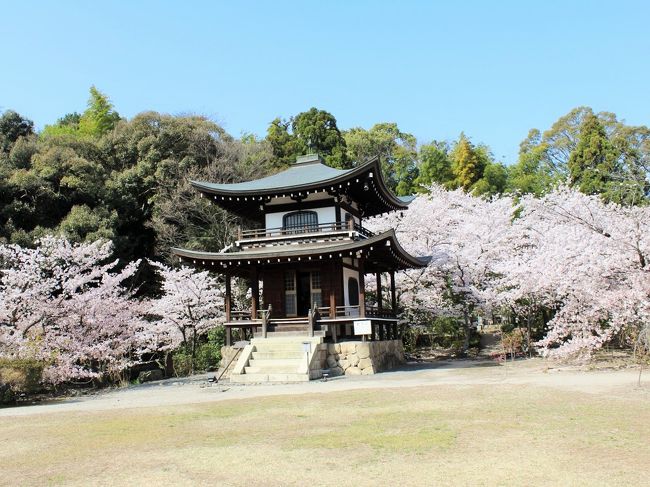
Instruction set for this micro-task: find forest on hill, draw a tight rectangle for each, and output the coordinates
[2,87,649,275]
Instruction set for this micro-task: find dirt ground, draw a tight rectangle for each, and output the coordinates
[0,358,648,486]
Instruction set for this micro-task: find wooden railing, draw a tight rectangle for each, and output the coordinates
[316,305,396,319]
[229,308,271,322]
[365,307,397,319]
[238,221,374,240]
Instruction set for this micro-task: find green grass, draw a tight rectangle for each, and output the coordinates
[0,384,648,486]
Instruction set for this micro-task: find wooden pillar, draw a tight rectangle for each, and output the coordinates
[225,271,232,323]
[379,322,385,340]
[390,271,397,312]
[359,258,366,318]
[251,268,259,320]
[329,288,336,319]
[375,272,383,309]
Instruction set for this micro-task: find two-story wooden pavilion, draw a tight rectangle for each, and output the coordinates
[173,153,427,345]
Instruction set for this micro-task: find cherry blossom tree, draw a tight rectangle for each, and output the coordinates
[368,186,514,352]
[500,188,650,360]
[0,236,149,385]
[369,185,650,360]
[147,261,224,373]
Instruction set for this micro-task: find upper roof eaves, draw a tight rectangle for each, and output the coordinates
[191,154,357,194]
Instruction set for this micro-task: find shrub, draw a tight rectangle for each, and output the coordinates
[0,358,45,402]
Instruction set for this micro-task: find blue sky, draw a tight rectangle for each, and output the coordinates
[2,0,649,164]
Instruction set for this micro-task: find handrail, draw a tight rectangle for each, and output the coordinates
[238,221,374,240]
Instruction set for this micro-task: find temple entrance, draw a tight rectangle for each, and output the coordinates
[297,272,311,316]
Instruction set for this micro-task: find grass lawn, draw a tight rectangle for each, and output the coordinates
[0,383,648,486]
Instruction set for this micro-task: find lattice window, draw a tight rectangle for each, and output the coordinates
[285,271,296,316]
[282,211,318,233]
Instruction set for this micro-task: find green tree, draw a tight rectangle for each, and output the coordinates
[507,129,558,196]
[266,108,348,168]
[266,117,302,167]
[78,86,121,136]
[450,133,485,190]
[568,113,618,197]
[472,161,508,196]
[513,106,650,204]
[0,110,34,153]
[413,141,454,191]
[344,122,418,195]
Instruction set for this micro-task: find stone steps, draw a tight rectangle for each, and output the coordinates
[230,335,324,383]
[244,365,301,374]
[237,373,310,383]
[252,351,306,359]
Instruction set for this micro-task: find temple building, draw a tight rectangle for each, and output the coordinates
[173,153,427,382]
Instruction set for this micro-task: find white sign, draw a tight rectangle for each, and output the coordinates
[354,320,372,335]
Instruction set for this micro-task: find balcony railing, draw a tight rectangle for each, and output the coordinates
[230,305,396,321]
[317,305,396,319]
[238,221,374,240]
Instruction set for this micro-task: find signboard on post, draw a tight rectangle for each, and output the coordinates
[354,320,372,336]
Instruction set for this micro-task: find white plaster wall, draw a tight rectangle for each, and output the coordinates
[265,206,336,230]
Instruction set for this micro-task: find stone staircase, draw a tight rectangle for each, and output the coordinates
[231,335,325,383]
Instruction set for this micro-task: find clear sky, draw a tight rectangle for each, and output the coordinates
[2,0,649,164]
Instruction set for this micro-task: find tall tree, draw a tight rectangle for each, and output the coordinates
[450,133,485,191]
[514,106,650,204]
[413,141,454,191]
[78,86,121,136]
[0,110,34,153]
[344,122,418,195]
[568,113,618,197]
[266,108,348,168]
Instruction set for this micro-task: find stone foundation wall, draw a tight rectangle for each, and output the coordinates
[325,340,405,376]
[218,346,241,379]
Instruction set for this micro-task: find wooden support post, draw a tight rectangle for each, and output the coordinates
[225,327,232,347]
[225,271,232,323]
[251,268,259,320]
[329,289,336,319]
[376,272,383,310]
[390,271,397,312]
[332,322,338,343]
[379,322,385,341]
[359,259,366,318]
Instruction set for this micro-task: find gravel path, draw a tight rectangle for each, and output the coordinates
[1,358,645,417]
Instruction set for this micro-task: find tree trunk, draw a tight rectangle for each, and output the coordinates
[462,310,471,354]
